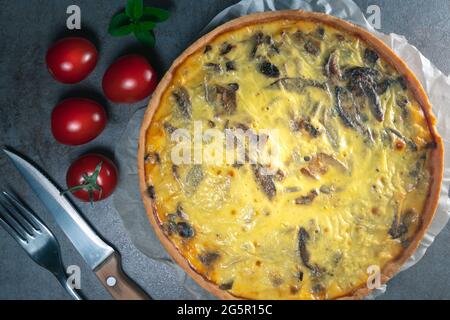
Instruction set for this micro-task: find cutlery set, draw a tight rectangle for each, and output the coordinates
[0,149,149,300]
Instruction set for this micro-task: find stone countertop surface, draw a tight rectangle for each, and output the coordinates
[0,0,449,300]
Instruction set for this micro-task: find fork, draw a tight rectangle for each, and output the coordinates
[0,191,83,300]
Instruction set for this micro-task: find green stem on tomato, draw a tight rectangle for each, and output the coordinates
[61,161,104,207]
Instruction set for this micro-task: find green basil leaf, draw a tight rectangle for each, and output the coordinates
[134,30,156,47]
[142,7,170,22]
[126,0,143,20]
[108,12,134,36]
[137,20,156,31]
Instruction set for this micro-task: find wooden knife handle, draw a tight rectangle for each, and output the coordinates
[94,252,150,300]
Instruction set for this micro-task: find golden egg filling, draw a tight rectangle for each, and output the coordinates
[141,13,442,300]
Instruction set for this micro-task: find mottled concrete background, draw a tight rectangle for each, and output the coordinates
[0,0,449,299]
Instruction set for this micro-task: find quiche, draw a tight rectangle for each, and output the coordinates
[138,11,443,299]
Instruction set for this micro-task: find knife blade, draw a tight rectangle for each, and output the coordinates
[4,149,149,300]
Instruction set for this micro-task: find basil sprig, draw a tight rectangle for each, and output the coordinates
[108,0,169,47]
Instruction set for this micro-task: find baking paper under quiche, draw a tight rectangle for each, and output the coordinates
[139,11,443,299]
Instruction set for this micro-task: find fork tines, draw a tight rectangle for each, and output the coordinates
[0,192,42,242]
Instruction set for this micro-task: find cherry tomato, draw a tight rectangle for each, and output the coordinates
[46,37,98,84]
[102,54,157,103]
[66,154,118,203]
[51,98,107,146]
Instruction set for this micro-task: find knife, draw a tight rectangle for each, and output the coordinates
[4,149,150,300]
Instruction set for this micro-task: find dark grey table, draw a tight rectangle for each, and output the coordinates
[0,0,449,300]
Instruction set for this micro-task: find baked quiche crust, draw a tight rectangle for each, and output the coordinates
[138,11,443,299]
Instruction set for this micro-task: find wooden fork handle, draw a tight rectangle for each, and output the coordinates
[94,252,150,300]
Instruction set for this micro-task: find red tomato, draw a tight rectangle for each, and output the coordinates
[66,154,118,202]
[51,98,107,145]
[46,37,98,84]
[102,54,157,103]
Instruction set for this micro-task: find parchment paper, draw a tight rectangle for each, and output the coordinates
[113,0,450,299]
